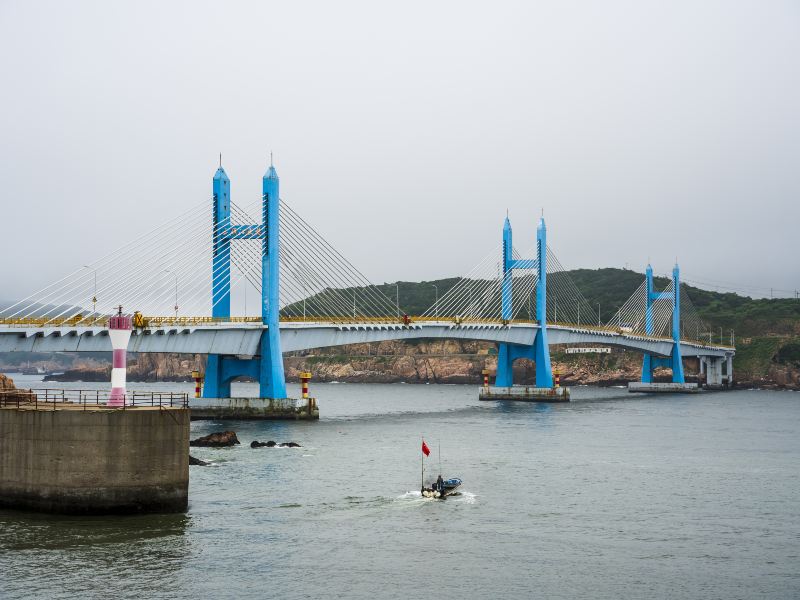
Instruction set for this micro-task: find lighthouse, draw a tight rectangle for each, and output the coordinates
[108,306,132,406]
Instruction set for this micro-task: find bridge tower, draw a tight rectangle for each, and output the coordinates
[260,164,287,398]
[203,162,287,399]
[640,264,685,384]
[495,216,553,388]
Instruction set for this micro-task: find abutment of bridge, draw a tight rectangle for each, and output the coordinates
[0,405,189,514]
[701,355,734,389]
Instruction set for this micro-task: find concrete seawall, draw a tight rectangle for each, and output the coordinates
[0,406,189,514]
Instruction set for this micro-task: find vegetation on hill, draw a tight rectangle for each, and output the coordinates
[373,268,799,337]
[370,268,799,386]
[3,268,798,388]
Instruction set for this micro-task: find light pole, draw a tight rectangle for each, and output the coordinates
[597,302,601,327]
[395,284,400,318]
[84,265,97,318]
[431,284,438,318]
[164,270,178,318]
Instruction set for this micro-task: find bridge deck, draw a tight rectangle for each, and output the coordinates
[0,319,734,359]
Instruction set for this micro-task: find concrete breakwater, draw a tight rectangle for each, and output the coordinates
[0,404,189,514]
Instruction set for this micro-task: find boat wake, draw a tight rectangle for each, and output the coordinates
[395,490,477,504]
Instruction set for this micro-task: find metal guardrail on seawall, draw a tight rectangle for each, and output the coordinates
[0,388,189,410]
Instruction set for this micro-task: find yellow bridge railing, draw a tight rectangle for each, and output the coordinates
[0,314,734,349]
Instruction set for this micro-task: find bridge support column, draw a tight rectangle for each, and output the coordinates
[726,354,734,388]
[203,162,287,400]
[641,263,684,384]
[705,356,724,388]
[203,355,230,398]
[534,217,553,388]
[261,163,287,399]
[494,216,552,388]
[205,165,232,399]
[495,344,514,387]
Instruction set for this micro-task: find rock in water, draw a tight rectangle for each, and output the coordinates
[189,431,241,447]
[250,440,276,448]
[251,440,301,448]
[189,455,210,466]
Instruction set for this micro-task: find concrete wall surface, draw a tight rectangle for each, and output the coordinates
[189,397,319,420]
[0,407,189,514]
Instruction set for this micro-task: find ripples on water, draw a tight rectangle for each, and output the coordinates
[1,382,799,599]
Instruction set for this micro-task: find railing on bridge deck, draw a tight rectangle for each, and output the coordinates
[0,315,734,349]
[0,388,189,410]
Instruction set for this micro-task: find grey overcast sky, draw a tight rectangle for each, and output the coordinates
[1,0,798,300]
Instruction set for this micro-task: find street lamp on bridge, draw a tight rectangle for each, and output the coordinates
[431,283,438,318]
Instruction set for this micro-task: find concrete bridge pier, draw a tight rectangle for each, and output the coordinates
[727,354,734,387]
[701,355,734,389]
[704,356,724,388]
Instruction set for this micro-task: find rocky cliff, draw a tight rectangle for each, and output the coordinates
[35,338,799,390]
[284,343,694,386]
[45,353,204,383]
[0,373,16,391]
[0,373,33,403]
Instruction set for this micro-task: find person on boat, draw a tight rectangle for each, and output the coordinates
[436,475,443,492]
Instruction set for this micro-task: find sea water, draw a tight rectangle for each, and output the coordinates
[1,380,798,599]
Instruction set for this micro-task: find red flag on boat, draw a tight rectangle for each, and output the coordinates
[422,440,431,456]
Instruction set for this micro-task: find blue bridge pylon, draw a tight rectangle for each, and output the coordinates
[492,218,688,388]
[495,216,553,388]
[641,264,685,384]
[204,163,287,399]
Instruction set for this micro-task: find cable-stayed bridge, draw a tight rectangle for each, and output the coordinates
[0,163,735,397]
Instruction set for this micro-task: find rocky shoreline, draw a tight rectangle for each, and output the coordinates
[0,374,35,403]
[29,339,799,390]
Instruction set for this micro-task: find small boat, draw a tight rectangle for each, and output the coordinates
[421,476,462,499]
[419,439,462,499]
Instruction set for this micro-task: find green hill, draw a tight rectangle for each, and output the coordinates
[372,268,800,385]
[373,268,799,336]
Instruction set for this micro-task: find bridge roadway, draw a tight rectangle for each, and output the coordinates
[0,320,734,360]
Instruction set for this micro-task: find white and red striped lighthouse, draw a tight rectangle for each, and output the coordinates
[108,306,132,407]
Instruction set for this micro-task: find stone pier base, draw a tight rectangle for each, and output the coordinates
[628,382,699,393]
[478,386,570,402]
[190,397,319,420]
